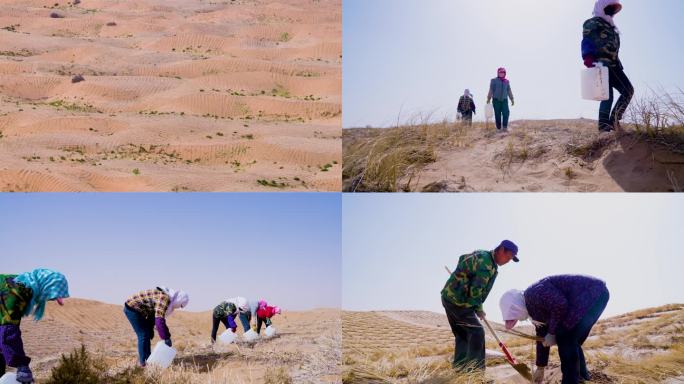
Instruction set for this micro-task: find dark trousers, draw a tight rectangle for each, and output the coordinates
[124,305,155,366]
[461,111,473,126]
[256,317,272,334]
[239,312,252,332]
[556,289,610,384]
[492,99,510,130]
[211,316,230,342]
[442,297,485,371]
[598,66,634,131]
[0,324,31,375]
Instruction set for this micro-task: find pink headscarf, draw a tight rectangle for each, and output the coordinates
[497,67,507,80]
[497,67,509,84]
[273,306,282,315]
[258,299,268,309]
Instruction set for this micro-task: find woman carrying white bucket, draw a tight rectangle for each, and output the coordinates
[210,300,240,344]
[0,269,70,383]
[255,300,281,334]
[582,0,634,132]
[124,287,189,367]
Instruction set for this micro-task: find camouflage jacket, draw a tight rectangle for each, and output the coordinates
[213,301,238,319]
[441,250,498,311]
[0,275,33,326]
[582,17,622,69]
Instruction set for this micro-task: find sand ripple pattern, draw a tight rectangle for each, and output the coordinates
[0,0,341,191]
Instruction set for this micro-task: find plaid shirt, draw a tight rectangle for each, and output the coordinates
[125,288,169,319]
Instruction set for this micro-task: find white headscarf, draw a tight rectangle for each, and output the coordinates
[227,296,249,313]
[593,0,622,27]
[499,289,529,321]
[160,287,189,317]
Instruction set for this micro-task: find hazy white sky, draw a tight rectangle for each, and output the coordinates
[343,0,684,127]
[342,194,683,322]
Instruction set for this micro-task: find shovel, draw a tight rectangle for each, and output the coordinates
[445,266,533,381]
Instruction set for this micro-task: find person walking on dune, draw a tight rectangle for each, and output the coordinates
[441,240,519,373]
[500,275,609,384]
[0,268,69,383]
[124,286,189,367]
[255,300,281,334]
[457,89,477,127]
[582,0,633,133]
[227,296,257,332]
[210,299,240,343]
[487,68,515,132]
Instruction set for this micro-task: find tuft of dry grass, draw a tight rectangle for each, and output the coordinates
[342,115,457,192]
[627,89,684,154]
[263,367,293,384]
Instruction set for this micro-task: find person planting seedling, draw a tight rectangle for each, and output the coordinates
[255,300,281,334]
[210,299,242,343]
[582,0,633,132]
[0,268,70,383]
[440,240,519,373]
[227,296,258,332]
[500,275,610,384]
[124,287,189,367]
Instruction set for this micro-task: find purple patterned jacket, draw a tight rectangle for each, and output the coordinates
[524,275,608,366]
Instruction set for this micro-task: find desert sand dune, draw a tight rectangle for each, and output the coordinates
[342,305,684,383]
[21,298,341,383]
[343,120,684,192]
[0,0,341,191]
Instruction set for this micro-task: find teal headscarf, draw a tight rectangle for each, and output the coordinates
[14,268,70,321]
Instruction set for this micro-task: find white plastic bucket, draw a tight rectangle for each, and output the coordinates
[146,341,176,369]
[0,373,20,384]
[243,329,259,343]
[581,62,610,101]
[218,330,237,345]
[485,103,494,119]
[264,326,276,338]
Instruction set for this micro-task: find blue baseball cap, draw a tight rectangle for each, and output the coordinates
[499,240,519,262]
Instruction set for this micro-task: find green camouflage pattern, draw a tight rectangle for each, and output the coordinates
[0,275,33,326]
[441,250,498,311]
[213,301,237,319]
[583,17,621,68]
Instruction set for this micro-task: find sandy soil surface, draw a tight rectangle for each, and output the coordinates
[0,0,341,191]
[342,305,684,383]
[20,299,341,383]
[343,120,684,192]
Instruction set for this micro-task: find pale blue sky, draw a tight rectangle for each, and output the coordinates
[0,193,341,311]
[343,0,684,127]
[342,194,683,322]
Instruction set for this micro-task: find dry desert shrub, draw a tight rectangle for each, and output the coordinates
[343,114,455,192]
[627,89,684,153]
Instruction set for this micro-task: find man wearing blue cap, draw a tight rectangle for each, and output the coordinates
[441,240,519,373]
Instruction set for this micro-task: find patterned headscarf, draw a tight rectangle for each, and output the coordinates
[15,268,69,321]
[159,286,189,317]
